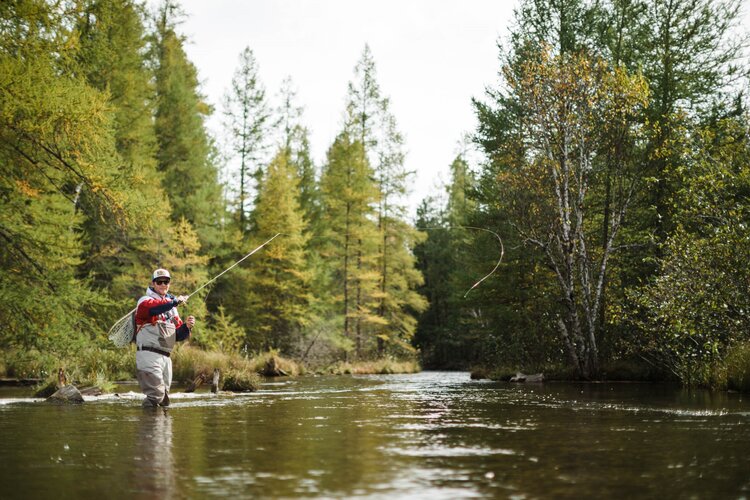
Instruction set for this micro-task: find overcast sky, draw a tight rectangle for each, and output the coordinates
[164,0,518,216]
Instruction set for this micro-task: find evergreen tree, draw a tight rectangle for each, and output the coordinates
[345,44,426,357]
[319,133,380,359]
[73,0,170,303]
[273,77,320,230]
[152,0,223,249]
[244,149,312,352]
[638,0,744,244]
[222,46,270,232]
[0,0,134,350]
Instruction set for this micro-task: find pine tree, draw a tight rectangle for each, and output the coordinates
[73,0,170,303]
[273,77,320,228]
[319,133,381,359]
[244,149,312,352]
[152,0,223,249]
[222,46,270,232]
[0,0,134,350]
[344,45,426,357]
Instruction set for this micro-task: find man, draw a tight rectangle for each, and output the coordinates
[135,268,195,407]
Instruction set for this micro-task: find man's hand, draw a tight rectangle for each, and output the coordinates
[175,295,189,304]
[186,315,196,329]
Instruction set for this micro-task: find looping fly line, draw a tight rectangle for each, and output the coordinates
[419,225,504,297]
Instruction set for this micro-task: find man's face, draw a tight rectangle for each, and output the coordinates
[153,278,170,294]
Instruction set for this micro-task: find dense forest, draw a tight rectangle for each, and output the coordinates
[416,0,750,389]
[2,0,750,389]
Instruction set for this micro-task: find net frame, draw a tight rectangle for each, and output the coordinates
[107,308,136,348]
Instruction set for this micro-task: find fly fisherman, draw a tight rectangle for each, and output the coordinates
[135,269,195,407]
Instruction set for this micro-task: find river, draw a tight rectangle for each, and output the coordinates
[0,371,748,498]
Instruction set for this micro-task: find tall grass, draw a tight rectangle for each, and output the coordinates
[324,358,420,375]
[171,345,260,392]
[0,347,133,383]
[248,349,302,376]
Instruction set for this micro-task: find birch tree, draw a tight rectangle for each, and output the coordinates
[507,47,648,378]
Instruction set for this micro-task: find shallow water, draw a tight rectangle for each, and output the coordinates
[1,372,749,498]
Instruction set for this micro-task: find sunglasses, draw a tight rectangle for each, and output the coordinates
[154,280,170,285]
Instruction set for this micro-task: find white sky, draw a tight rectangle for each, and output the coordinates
[166,0,518,217]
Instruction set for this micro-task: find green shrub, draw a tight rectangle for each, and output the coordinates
[726,342,750,392]
[1,349,59,380]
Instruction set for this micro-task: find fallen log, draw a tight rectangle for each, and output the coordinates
[510,372,544,383]
[79,386,103,397]
[185,373,205,393]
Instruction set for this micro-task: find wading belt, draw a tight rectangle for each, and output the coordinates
[137,345,171,358]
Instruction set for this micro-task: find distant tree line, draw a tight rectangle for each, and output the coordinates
[0,0,423,364]
[414,0,750,387]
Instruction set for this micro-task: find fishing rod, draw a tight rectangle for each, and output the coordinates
[185,232,282,300]
[107,233,282,347]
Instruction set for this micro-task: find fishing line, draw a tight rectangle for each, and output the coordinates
[417,225,504,297]
[186,232,282,299]
[107,233,282,347]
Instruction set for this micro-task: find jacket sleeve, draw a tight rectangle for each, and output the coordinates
[135,298,178,325]
[176,323,191,341]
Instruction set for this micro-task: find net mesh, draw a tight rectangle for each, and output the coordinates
[108,308,136,348]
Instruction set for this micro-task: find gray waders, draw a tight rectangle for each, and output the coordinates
[136,322,176,407]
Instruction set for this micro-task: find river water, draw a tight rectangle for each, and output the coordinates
[0,371,748,499]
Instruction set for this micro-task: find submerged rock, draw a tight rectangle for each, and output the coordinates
[46,385,84,404]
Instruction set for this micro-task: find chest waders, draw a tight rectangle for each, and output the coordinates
[136,321,177,407]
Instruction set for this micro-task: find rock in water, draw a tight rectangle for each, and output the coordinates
[46,385,84,404]
[510,372,544,383]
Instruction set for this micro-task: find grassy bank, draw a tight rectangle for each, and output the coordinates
[321,358,421,375]
[0,345,422,395]
[471,347,750,393]
[0,346,305,394]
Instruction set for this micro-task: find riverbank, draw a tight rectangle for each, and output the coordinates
[0,345,421,395]
[470,347,750,393]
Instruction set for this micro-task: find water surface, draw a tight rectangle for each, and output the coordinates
[1,372,748,498]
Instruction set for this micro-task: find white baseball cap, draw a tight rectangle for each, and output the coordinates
[152,268,171,281]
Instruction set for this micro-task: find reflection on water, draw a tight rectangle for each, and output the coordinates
[0,372,749,498]
[134,409,175,498]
